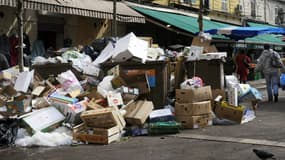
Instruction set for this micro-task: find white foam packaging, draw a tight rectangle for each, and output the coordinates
[112,32,148,63]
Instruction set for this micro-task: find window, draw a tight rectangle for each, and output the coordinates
[251,0,256,17]
[221,0,228,12]
[275,7,279,24]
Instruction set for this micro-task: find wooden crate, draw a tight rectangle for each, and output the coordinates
[73,124,120,145]
[80,108,117,128]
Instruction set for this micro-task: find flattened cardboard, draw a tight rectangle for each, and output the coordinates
[32,86,46,96]
[14,70,34,93]
[68,88,81,98]
[176,86,212,103]
[175,101,212,116]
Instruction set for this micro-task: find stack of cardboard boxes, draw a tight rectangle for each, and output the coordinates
[175,86,213,129]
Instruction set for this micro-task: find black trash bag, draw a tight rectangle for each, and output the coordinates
[80,45,99,61]
[0,119,19,146]
[91,37,117,53]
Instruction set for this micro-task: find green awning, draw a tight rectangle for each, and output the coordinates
[246,22,285,46]
[131,6,232,39]
[247,22,279,28]
[132,6,285,46]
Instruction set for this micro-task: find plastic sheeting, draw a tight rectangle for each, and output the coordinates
[15,127,73,147]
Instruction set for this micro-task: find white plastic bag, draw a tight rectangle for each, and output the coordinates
[97,76,115,98]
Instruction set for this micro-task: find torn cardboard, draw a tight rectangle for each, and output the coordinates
[124,100,154,126]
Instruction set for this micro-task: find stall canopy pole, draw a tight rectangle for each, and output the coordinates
[198,0,204,32]
[17,0,24,72]
[112,0,117,37]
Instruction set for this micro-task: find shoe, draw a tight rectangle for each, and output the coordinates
[274,95,278,102]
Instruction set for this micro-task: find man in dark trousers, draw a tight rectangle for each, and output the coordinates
[255,44,285,102]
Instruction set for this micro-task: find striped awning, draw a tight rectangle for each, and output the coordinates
[0,0,145,23]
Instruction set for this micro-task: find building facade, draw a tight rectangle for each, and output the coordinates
[0,0,145,50]
[240,0,285,26]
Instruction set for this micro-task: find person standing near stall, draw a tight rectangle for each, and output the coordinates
[255,44,285,102]
[235,49,251,84]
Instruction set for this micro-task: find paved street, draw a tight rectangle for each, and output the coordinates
[2,84,285,160]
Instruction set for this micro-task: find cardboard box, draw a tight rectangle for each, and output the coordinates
[112,32,148,63]
[32,86,45,96]
[124,100,154,126]
[191,36,211,53]
[73,124,120,145]
[111,76,127,89]
[148,121,181,135]
[80,108,118,129]
[120,71,150,94]
[78,88,104,100]
[111,106,126,131]
[149,108,175,123]
[176,86,212,103]
[227,87,238,106]
[215,101,245,123]
[138,36,153,47]
[107,92,124,107]
[87,98,105,110]
[52,99,88,125]
[203,45,218,53]
[0,71,12,80]
[81,107,126,131]
[21,107,65,133]
[199,52,227,60]
[176,114,213,129]
[32,97,50,109]
[175,101,212,116]
[1,85,17,97]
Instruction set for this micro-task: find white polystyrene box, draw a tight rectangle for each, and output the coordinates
[112,32,148,63]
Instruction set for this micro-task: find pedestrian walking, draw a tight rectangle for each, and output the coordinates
[235,49,251,84]
[255,44,285,102]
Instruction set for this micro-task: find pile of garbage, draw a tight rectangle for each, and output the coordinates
[0,32,262,148]
[0,32,180,147]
